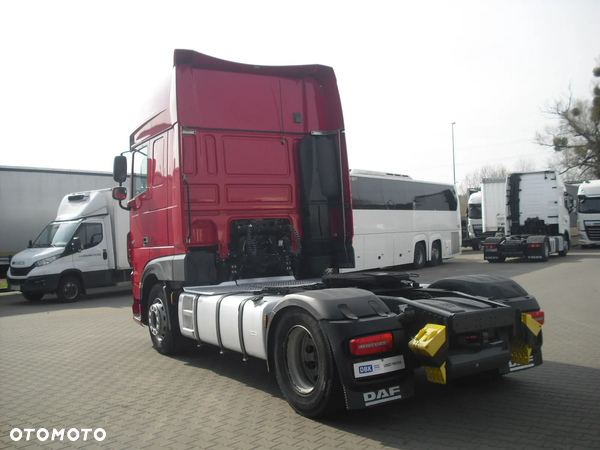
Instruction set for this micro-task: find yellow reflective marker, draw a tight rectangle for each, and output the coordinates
[425,362,447,385]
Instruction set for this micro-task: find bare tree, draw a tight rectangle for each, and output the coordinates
[459,164,508,196]
[513,158,537,173]
[535,59,600,179]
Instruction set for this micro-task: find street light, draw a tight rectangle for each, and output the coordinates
[451,122,456,185]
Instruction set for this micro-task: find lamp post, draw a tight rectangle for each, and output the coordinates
[451,122,456,185]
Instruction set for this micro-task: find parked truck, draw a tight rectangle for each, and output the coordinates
[577,179,600,247]
[483,170,573,262]
[463,189,482,250]
[0,166,117,274]
[111,49,545,418]
[7,189,130,301]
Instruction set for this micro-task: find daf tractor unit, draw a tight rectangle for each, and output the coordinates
[577,179,600,248]
[483,171,574,262]
[7,189,130,301]
[111,49,545,418]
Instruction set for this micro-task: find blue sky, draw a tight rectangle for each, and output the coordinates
[1,0,598,185]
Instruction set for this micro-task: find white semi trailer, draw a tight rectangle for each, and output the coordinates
[0,166,117,273]
[481,178,507,237]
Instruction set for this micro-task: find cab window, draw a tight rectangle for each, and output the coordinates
[74,223,103,249]
[132,146,148,197]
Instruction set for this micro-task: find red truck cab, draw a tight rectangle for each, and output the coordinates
[113,50,354,323]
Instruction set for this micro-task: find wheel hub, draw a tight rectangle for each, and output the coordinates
[286,325,319,395]
[148,301,167,342]
[64,282,78,300]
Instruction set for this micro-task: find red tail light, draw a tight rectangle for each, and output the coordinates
[484,244,497,249]
[349,333,393,356]
[528,243,542,248]
[528,311,545,325]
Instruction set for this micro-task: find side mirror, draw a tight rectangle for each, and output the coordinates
[112,186,128,201]
[113,156,128,183]
[70,237,82,253]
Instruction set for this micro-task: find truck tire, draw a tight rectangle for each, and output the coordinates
[472,241,481,251]
[148,284,181,355]
[558,235,569,256]
[412,243,426,269]
[23,292,43,302]
[273,309,344,418]
[57,276,82,302]
[428,241,442,267]
[541,238,550,262]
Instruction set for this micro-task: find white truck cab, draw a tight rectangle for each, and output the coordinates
[577,179,600,248]
[7,189,130,301]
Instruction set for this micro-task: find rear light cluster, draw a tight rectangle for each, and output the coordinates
[528,243,542,248]
[528,311,545,325]
[349,333,393,356]
[484,244,497,249]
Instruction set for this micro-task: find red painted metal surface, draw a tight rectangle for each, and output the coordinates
[127,50,353,301]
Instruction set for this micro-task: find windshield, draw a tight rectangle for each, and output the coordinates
[468,204,482,219]
[32,221,80,247]
[578,197,600,214]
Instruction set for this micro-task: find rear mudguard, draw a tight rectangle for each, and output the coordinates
[266,288,416,410]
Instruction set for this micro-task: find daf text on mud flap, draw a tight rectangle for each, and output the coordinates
[363,386,402,406]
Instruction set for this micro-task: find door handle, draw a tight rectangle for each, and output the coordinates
[103,249,107,260]
[143,237,149,246]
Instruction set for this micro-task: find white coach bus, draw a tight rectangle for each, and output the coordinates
[348,170,462,270]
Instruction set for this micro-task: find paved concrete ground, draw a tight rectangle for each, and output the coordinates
[1,248,599,449]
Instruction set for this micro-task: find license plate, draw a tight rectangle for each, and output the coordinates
[508,356,535,372]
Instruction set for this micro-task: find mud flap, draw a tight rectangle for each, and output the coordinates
[343,373,415,410]
[508,312,543,371]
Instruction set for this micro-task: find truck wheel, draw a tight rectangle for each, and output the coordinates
[273,309,343,418]
[23,292,44,302]
[472,241,481,251]
[428,242,442,267]
[412,243,426,269]
[148,284,180,355]
[541,239,550,262]
[558,235,569,256]
[57,276,82,302]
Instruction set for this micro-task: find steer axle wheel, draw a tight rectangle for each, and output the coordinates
[57,276,82,302]
[273,309,343,418]
[147,284,191,355]
[148,284,176,355]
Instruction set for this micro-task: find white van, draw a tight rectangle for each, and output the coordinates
[7,189,130,301]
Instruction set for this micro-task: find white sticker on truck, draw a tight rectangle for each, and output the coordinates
[353,355,405,378]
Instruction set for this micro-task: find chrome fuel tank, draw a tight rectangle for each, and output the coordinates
[178,277,320,360]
